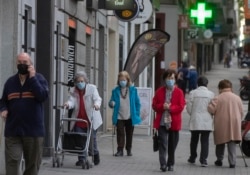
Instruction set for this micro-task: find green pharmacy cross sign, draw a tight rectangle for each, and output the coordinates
[190,2,212,25]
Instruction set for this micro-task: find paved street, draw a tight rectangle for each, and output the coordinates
[40,56,250,175]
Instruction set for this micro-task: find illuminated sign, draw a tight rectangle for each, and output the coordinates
[190,2,212,25]
[105,0,136,10]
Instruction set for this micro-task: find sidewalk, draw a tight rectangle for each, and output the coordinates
[40,56,250,175]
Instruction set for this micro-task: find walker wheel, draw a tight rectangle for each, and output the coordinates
[82,160,86,169]
[86,160,90,169]
[52,157,56,168]
[56,157,61,168]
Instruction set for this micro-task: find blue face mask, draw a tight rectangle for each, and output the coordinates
[119,80,127,88]
[76,82,86,90]
[166,79,175,88]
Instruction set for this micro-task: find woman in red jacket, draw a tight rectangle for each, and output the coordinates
[152,69,186,172]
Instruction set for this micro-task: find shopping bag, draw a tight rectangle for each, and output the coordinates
[62,132,86,151]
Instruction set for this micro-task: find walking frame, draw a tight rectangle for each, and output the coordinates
[52,107,94,169]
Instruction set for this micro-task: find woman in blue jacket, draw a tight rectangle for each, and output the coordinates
[109,71,141,157]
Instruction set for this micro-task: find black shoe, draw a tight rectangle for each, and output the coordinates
[214,160,223,166]
[188,158,195,164]
[229,164,235,168]
[114,150,123,157]
[127,150,132,156]
[167,165,174,171]
[94,154,100,165]
[75,160,83,166]
[160,165,167,172]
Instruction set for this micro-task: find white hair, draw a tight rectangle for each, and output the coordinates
[74,71,89,83]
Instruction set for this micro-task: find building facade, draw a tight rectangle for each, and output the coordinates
[0,0,159,173]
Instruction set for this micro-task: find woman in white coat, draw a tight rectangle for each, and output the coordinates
[64,71,103,166]
[186,76,214,167]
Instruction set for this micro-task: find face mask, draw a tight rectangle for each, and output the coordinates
[119,80,127,88]
[166,79,175,88]
[76,82,86,90]
[17,64,29,75]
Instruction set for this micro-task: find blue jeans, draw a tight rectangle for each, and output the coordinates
[73,126,99,161]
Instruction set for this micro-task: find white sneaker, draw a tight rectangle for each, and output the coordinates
[201,163,208,167]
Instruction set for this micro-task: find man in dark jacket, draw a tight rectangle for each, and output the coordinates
[0,52,49,175]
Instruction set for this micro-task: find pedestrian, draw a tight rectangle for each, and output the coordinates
[64,71,102,166]
[176,71,185,94]
[188,65,198,92]
[109,71,141,157]
[0,52,49,175]
[208,79,244,168]
[152,69,185,172]
[186,76,214,167]
[178,61,189,95]
[223,52,231,68]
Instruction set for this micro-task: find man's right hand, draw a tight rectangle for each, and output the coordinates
[1,110,8,119]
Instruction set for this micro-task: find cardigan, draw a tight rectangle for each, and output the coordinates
[0,73,49,137]
[109,86,141,126]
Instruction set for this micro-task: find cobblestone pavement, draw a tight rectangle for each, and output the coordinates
[40,57,250,175]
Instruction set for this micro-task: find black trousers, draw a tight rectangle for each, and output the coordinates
[116,119,134,151]
[189,130,210,164]
[158,126,179,166]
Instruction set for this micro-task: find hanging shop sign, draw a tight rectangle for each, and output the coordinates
[187,28,199,39]
[178,15,189,29]
[105,0,136,10]
[244,0,250,19]
[113,0,140,22]
[130,0,153,24]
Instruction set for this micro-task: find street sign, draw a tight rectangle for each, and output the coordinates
[190,2,212,25]
[203,29,213,39]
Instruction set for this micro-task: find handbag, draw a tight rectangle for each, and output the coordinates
[153,129,159,152]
